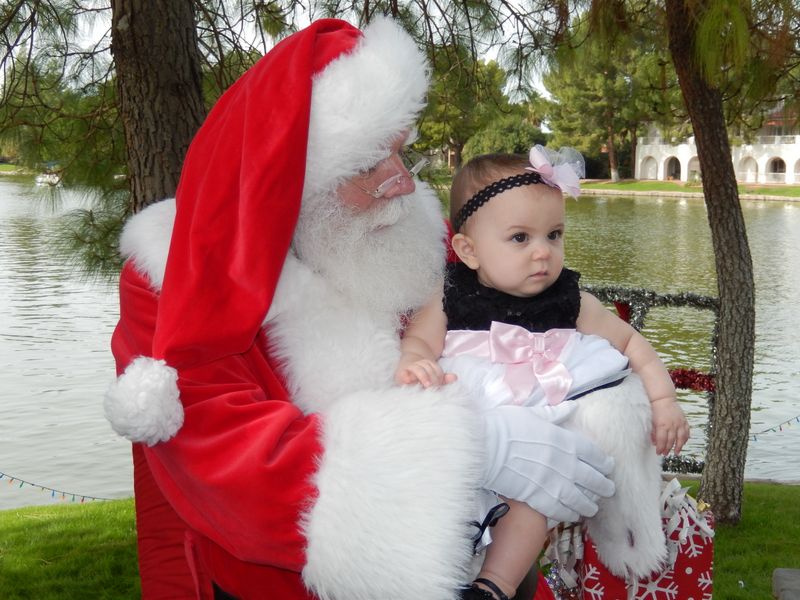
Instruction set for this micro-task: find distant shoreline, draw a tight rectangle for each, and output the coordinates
[665,472,800,485]
[5,170,800,202]
[580,186,799,202]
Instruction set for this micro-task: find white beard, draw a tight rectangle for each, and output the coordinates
[266,183,447,414]
[292,183,446,323]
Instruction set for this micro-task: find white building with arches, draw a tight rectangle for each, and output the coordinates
[635,119,800,184]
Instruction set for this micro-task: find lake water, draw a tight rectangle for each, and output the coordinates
[565,194,800,485]
[1,181,798,510]
[1,181,131,509]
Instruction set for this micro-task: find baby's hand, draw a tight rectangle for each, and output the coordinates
[650,398,690,455]
[394,359,457,388]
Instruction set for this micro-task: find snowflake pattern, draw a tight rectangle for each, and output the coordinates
[581,564,606,600]
[673,511,712,559]
[629,570,680,600]
[698,569,714,599]
[550,482,716,600]
[577,511,714,599]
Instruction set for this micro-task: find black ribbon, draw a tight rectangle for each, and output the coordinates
[470,501,510,553]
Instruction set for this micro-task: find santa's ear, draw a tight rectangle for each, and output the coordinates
[451,233,479,270]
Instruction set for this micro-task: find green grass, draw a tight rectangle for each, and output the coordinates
[736,185,800,198]
[712,482,800,599]
[583,179,800,198]
[0,499,140,599]
[0,163,35,183]
[1,482,798,598]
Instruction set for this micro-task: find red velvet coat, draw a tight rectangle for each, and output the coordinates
[111,200,484,600]
[114,262,323,598]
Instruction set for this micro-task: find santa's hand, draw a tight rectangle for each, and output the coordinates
[480,404,615,523]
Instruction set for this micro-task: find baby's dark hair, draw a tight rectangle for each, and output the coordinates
[450,153,531,227]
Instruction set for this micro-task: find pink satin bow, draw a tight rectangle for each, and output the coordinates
[527,145,581,198]
[443,322,576,405]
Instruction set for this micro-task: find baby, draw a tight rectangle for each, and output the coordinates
[395,146,690,600]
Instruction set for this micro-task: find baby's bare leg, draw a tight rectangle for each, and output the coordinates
[474,498,548,598]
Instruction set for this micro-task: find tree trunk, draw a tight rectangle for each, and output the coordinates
[629,128,637,180]
[666,0,755,524]
[110,0,206,213]
[451,141,464,169]
[606,126,619,182]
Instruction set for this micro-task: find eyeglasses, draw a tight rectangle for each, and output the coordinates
[353,150,430,199]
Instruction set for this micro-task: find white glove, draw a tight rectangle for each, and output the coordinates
[480,402,615,523]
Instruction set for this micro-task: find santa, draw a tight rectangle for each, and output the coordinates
[104,17,617,600]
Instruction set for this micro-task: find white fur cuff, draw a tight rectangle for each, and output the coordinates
[302,384,481,600]
[104,356,184,446]
[567,375,667,579]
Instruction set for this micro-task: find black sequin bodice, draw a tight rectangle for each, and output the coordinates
[443,262,581,332]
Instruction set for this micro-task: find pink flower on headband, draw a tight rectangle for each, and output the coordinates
[526,145,585,198]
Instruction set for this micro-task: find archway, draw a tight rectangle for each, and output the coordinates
[687,157,701,182]
[738,157,758,183]
[665,156,681,181]
[641,156,658,180]
[767,157,786,183]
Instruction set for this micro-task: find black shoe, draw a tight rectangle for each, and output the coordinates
[460,584,497,600]
[459,579,510,600]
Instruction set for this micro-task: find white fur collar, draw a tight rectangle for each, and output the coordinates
[118,197,176,291]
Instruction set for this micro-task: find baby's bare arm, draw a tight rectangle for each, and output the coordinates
[577,292,689,454]
[395,291,454,387]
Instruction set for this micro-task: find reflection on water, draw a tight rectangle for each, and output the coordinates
[566,196,717,294]
[1,182,798,510]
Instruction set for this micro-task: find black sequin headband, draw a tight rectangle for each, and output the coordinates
[452,171,545,232]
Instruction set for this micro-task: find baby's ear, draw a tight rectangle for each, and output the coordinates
[451,233,479,270]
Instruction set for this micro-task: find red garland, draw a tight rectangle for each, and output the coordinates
[613,301,632,323]
[670,368,715,392]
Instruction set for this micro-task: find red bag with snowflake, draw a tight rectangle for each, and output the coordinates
[580,479,715,600]
[536,479,714,600]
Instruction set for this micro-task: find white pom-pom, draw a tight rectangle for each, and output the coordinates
[104,356,184,446]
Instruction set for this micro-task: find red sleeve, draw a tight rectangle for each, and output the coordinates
[111,262,322,570]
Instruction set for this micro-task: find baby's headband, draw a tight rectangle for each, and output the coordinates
[453,145,585,232]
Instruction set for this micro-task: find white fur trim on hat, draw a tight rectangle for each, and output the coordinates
[104,356,184,446]
[304,17,429,199]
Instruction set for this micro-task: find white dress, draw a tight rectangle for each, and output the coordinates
[441,321,669,580]
[440,322,631,410]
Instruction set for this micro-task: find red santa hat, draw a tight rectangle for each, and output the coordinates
[105,17,430,445]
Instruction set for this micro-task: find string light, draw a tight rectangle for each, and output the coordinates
[0,471,116,503]
[750,414,800,442]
